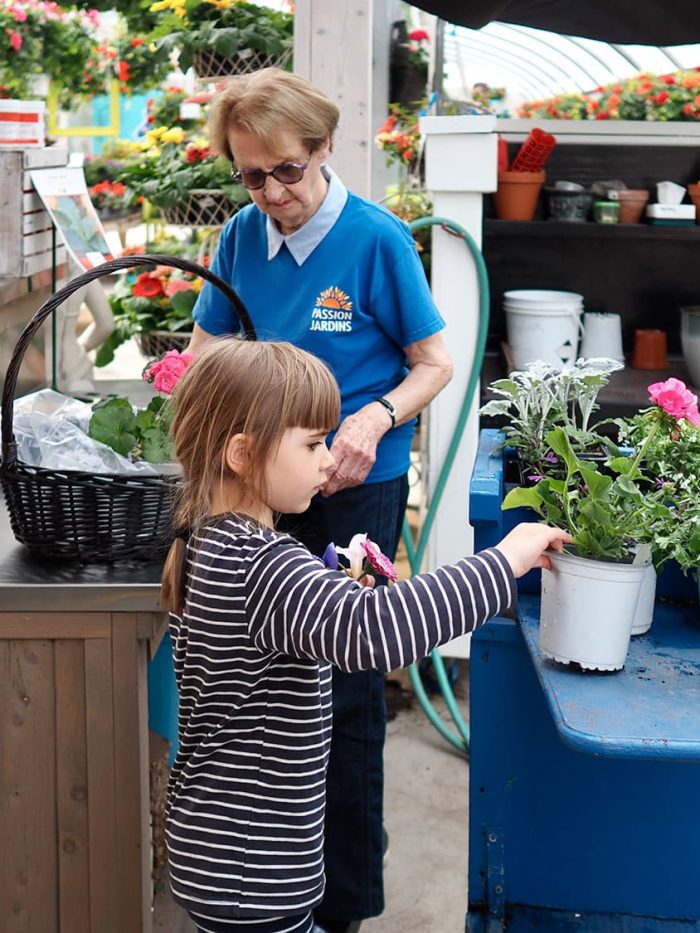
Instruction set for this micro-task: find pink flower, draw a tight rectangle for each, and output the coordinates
[165,278,194,297]
[648,377,700,427]
[143,349,195,396]
[6,29,22,51]
[9,6,28,22]
[361,538,398,583]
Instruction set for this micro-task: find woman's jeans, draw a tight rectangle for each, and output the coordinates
[278,474,409,922]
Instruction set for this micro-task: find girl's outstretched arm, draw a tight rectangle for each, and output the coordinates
[246,523,569,673]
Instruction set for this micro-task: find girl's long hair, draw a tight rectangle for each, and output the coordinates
[161,338,340,613]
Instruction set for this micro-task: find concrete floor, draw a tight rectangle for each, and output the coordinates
[153,672,471,933]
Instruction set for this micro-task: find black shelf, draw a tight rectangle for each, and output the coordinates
[484,219,700,241]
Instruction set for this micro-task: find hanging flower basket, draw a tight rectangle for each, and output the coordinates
[160,189,242,228]
[138,330,193,360]
[192,45,292,80]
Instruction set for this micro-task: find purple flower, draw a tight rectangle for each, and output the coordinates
[527,474,544,483]
[321,542,339,570]
[544,451,559,464]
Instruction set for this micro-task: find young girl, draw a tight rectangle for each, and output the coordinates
[162,338,570,933]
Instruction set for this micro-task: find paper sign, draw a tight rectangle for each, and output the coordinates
[29,165,113,270]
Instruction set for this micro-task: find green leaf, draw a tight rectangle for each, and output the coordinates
[545,427,579,474]
[88,398,137,457]
[502,486,544,514]
[579,465,612,499]
[141,427,173,463]
[169,289,197,315]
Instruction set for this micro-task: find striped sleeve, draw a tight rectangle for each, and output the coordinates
[245,538,516,672]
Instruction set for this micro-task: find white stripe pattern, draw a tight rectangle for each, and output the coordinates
[166,515,515,921]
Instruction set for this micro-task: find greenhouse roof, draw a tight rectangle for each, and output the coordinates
[442,23,700,103]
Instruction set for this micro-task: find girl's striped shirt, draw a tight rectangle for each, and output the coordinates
[166,515,515,920]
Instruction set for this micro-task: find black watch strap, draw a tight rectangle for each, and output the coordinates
[373,396,396,428]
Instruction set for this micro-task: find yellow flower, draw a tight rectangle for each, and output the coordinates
[161,126,186,144]
[150,0,185,13]
[203,0,237,8]
[192,279,203,293]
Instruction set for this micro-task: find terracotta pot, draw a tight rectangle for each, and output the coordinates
[688,182,700,223]
[493,170,545,221]
[617,189,649,224]
[631,329,668,370]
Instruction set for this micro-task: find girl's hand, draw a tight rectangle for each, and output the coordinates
[494,523,572,578]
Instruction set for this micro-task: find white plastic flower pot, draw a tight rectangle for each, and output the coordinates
[630,564,657,636]
[540,551,647,671]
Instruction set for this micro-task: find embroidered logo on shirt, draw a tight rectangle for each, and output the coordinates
[310,286,353,333]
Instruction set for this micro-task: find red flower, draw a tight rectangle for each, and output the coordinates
[117,60,130,83]
[655,90,670,104]
[661,74,676,85]
[133,273,165,299]
[130,37,144,47]
[185,143,212,164]
[683,103,695,115]
[408,28,430,42]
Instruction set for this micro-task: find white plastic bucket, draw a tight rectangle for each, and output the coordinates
[504,290,583,370]
[630,564,656,636]
[504,289,584,306]
[505,304,582,370]
[540,551,646,671]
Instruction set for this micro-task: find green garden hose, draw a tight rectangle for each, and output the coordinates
[404,216,491,756]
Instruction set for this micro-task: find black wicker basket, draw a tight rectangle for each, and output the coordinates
[1,254,255,563]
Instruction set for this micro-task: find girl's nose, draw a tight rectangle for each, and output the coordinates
[323,448,335,472]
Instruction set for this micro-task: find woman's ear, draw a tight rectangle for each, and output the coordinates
[225,434,250,477]
[318,136,332,161]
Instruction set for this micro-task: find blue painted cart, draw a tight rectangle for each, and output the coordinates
[467,429,700,931]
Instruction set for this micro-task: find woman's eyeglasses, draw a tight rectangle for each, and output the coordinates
[231,151,313,190]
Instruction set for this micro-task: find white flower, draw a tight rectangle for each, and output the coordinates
[335,533,368,580]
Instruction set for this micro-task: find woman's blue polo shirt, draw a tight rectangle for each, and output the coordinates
[193,172,445,483]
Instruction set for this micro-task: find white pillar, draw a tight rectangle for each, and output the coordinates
[294,0,374,197]
[419,114,497,573]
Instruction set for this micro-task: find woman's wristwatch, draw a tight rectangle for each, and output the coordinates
[373,396,396,429]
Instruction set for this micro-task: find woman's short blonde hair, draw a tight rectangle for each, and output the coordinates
[209,68,340,161]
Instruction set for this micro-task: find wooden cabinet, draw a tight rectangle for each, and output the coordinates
[0,507,165,933]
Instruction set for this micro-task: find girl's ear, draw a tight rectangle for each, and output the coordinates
[225,434,250,477]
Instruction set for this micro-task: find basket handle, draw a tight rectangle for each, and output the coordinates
[1,253,256,466]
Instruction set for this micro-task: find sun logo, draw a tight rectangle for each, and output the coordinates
[316,286,353,311]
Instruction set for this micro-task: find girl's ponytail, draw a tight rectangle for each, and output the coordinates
[161,536,188,615]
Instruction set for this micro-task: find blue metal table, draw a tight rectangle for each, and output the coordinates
[467,429,700,931]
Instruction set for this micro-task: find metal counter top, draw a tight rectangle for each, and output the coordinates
[0,500,164,613]
[517,593,700,761]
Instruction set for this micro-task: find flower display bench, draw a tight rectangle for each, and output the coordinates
[466,429,700,931]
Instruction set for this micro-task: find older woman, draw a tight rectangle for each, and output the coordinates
[187,68,452,933]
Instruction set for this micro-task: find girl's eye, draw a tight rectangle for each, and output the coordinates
[308,442,322,451]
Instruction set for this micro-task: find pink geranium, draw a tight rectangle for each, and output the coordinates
[143,349,195,396]
[362,538,399,582]
[648,377,700,427]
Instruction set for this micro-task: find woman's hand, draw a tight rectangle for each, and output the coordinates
[322,407,388,496]
[494,523,573,578]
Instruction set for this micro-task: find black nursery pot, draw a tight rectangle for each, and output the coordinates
[545,188,593,223]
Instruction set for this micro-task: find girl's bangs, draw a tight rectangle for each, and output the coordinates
[284,363,340,433]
